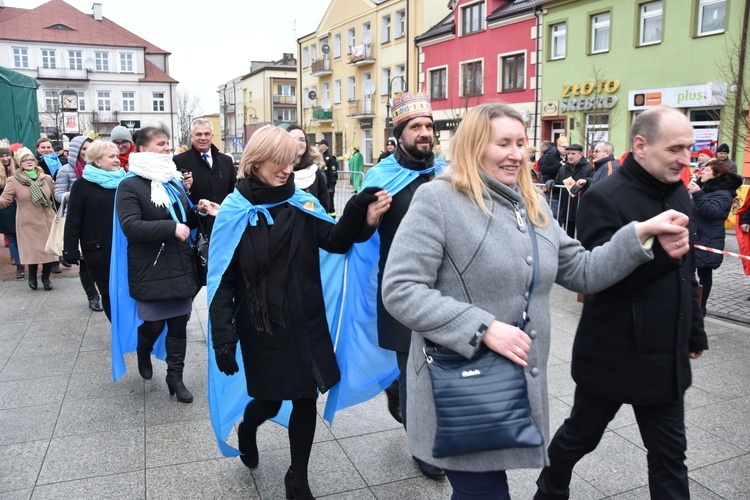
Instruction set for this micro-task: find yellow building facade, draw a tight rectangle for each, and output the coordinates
[298,0,449,165]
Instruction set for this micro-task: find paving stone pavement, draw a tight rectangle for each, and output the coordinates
[1,237,749,498]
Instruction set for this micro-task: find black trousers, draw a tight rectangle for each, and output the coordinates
[536,386,689,500]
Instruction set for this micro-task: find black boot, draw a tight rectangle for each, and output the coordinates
[136,327,156,380]
[87,294,103,311]
[27,264,38,290]
[385,383,403,424]
[284,466,314,500]
[237,421,259,469]
[41,262,53,290]
[165,337,193,403]
[15,264,24,279]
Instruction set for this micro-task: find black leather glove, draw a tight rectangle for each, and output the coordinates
[214,343,239,376]
[353,186,381,208]
[59,255,77,267]
[544,179,556,192]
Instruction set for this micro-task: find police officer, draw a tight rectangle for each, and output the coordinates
[317,140,338,217]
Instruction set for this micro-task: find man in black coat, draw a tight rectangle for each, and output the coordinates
[554,143,593,238]
[316,140,339,216]
[535,106,708,500]
[173,118,236,233]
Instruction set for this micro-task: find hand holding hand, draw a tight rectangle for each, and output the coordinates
[174,223,191,241]
[214,343,239,375]
[635,209,689,241]
[482,320,532,367]
[364,189,392,226]
[198,199,220,216]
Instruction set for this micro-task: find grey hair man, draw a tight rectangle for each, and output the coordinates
[577,140,621,194]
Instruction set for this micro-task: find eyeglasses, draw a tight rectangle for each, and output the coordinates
[113,140,129,146]
[20,158,36,164]
[295,137,307,143]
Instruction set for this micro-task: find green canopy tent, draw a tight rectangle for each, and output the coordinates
[0,67,40,148]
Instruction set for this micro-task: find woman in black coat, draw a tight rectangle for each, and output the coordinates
[688,160,742,315]
[287,124,331,211]
[62,140,125,320]
[209,125,390,499]
[116,125,217,403]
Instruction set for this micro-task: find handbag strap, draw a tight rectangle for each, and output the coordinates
[520,216,539,329]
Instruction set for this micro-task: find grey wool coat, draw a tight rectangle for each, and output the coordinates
[381,175,654,472]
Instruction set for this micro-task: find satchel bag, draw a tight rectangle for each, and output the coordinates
[425,205,543,458]
[44,197,66,256]
[191,211,209,287]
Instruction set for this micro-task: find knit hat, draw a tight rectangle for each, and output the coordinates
[386,138,396,147]
[0,147,10,157]
[696,147,714,158]
[717,143,730,153]
[10,143,24,153]
[391,92,433,139]
[14,147,35,165]
[110,125,133,143]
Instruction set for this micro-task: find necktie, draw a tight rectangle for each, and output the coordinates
[202,153,211,167]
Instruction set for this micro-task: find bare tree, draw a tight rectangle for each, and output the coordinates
[177,88,204,147]
[715,29,750,161]
[40,101,64,145]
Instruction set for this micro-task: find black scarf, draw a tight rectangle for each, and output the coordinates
[235,175,304,333]
[393,146,435,172]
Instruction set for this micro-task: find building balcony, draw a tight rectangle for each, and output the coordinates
[310,58,332,77]
[347,98,375,118]
[348,44,375,66]
[311,107,333,122]
[37,67,88,80]
[91,111,119,124]
[273,95,297,105]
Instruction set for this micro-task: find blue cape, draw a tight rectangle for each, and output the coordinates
[110,174,187,381]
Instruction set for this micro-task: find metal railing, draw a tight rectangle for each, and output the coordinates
[330,171,366,215]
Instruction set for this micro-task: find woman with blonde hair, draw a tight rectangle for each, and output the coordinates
[0,148,56,290]
[381,103,692,498]
[0,146,23,278]
[208,125,391,498]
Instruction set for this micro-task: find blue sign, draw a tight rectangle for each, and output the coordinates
[232,137,238,148]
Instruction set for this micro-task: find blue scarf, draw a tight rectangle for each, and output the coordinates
[82,165,126,189]
[42,153,63,176]
[321,152,446,424]
[109,174,187,381]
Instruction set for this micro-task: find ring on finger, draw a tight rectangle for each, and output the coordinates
[675,241,681,247]
[516,346,523,355]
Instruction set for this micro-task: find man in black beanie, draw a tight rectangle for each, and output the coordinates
[716,143,738,174]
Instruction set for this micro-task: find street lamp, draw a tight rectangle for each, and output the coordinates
[244,106,258,125]
[385,75,407,139]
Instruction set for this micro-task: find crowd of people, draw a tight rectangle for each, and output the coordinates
[0,97,744,499]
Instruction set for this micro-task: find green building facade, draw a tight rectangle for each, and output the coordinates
[539,0,748,173]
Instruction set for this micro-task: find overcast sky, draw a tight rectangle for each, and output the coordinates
[8,0,330,114]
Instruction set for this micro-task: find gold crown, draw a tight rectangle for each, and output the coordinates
[392,92,432,127]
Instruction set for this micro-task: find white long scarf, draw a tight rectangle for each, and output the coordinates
[294,163,318,190]
[127,152,183,208]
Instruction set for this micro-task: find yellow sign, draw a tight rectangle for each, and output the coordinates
[561,79,619,98]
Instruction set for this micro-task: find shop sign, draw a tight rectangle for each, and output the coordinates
[628,82,727,110]
[434,119,462,131]
[561,96,618,112]
[542,101,559,116]
[360,118,373,129]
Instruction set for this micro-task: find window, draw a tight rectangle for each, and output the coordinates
[69,50,83,70]
[320,37,329,59]
[303,87,310,108]
[429,68,447,100]
[275,108,297,122]
[278,84,295,96]
[363,129,373,165]
[381,67,391,95]
[585,113,610,151]
[334,79,342,103]
[461,60,483,97]
[44,90,59,111]
[347,76,356,101]
[394,64,405,92]
[362,21,371,37]
[501,53,525,92]
[322,82,330,102]
[97,90,111,111]
[151,91,165,112]
[461,2,486,36]
[550,23,566,59]
[395,10,406,38]
[41,49,56,69]
[95,51,109,71]
[591,12,610,53]
[347,28,356,54]
[382,14,391,43]
[12,47,29,68]
[310,44,317,63]
[121,91,135,112]
[76,91,86,111]
[120,53,134,72]
[335,132,343,156]
[698,0,725,36]
[334,33,342,58]
[302,47,309,67]
[639,1,662,45]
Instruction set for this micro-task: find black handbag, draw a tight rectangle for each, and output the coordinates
[424,209,543,458]
[192,210,209,287]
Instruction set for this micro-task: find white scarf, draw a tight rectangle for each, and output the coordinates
[127,152,183,208]
[294,163,318,190]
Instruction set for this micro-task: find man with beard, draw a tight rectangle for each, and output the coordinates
[367,92,447,480]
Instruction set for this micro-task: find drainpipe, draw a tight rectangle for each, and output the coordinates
[533,4,542,146]
[405,0,410,92]
[731,0,749,162]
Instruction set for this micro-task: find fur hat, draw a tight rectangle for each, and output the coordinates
[696,147,714,158]
[392,92,433,139]
[717,143,730,153]
[110,125,133,143]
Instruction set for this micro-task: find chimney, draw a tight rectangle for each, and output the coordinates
[92,3,102,21]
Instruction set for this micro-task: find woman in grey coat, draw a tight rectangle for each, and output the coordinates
[381,103,691,499]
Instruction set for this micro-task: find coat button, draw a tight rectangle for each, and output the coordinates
[524,291,529,299]
[526,256,533,265]
[530,367,540,377]
[529,330,538,339]
[520,225,528,233]
[520,208,527,218]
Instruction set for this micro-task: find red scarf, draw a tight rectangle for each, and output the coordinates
[118,143,134,172]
